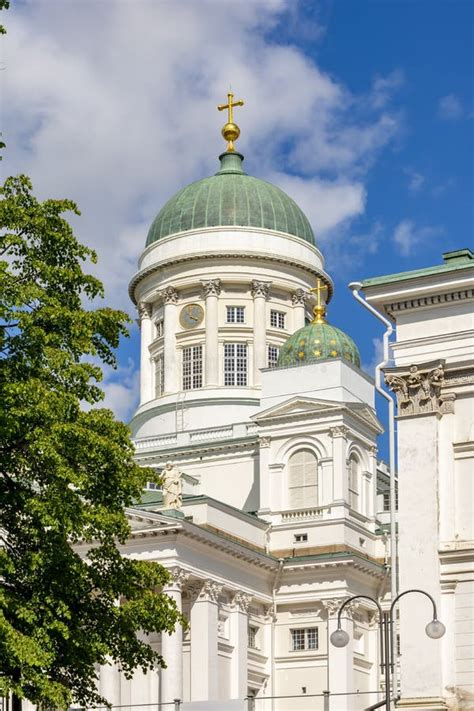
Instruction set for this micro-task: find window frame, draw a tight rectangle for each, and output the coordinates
[248,625,259,650]
[270,309,286,329]
[154,353,164,398]
[182,344,203,391]
[290,627,319,652]
[226,305,245,324]
[267,344,280,368]
[288,448,318,509]
[224,342,248,386]
[348,454,360,512]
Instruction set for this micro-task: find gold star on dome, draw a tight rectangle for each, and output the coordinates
[331,350,338,356]
[314,349,321,356]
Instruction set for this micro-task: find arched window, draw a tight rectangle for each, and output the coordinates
[349,455,360,511]
[288,449,318,509]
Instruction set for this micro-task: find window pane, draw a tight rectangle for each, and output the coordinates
[182,345,202,390]
[291,629,305,651]
[307,628,318,650]
[268,345,279,368]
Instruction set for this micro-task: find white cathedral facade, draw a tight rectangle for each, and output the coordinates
[95,112,473,711]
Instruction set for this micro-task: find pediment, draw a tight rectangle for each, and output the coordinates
[125,508,183,533]
[252,396,342,423]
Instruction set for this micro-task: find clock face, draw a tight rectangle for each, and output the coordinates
[180,303,204,329]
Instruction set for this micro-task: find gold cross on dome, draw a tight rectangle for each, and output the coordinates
[217,92,244,124]
[310,278,328,324]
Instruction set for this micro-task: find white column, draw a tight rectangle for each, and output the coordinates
[319,457,333,506]
[291,289,306,330]
[258,436,272,514]
[162,286,178,394]
[230,592,251,699]
[161,567,189,704]
[139,302,153,405]
[251,280,270,386]
[362,471,372,518]
[201,279,221,387]
[329,426,349,504]
[100,661,121,709]
[440,581,457,707]
[324,599,354,711]
[190,579,222,701]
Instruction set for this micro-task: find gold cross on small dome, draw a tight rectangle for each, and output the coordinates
[217,91,244,152]
[310,278,328,324]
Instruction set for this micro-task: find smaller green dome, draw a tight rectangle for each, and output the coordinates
[277,321,361,369]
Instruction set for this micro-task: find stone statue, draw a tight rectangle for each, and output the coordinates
[162,461,182,510]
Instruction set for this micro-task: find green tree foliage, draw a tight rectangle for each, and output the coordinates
[0,0,9,35]
[0,175,183,709]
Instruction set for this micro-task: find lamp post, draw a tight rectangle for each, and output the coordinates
[330,589,445,711]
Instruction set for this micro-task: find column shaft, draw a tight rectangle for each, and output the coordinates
[190,580,221,701]
[139,303,153,405]
[161,585,183,704]
[100,661,121,709]
[163,287,178,394]
[327,608,354,711]
[230,593,251,699]
[202,280,221,387]
[252,281,270,386]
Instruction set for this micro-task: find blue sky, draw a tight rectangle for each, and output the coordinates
[2,0,473,430]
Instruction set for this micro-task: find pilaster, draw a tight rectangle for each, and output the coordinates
[329,426,349,503]
[258,436,272,513]
[323,599,354,711]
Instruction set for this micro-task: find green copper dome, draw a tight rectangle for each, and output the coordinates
[277,321,361,369]
[146,152,315,246]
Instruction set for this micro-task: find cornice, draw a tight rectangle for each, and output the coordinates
[129,246,332,304]
[134,434,259,463]
[385,287,474,316]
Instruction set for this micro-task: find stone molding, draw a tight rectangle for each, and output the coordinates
[138,301,152,319]
[386,288,474,315]
[162,285,179,305]
[291,288,307,306]
[329,425,349,439]
[322,598,359,619]
[259,436,271,448]
[443,367,474,387]
[201,278,221,298]
[251,280,271,299]
[439,392,456,414]
[231,591,252,613]
[385,361,445,417]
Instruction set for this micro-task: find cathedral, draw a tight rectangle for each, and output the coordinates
[96,95,473,711]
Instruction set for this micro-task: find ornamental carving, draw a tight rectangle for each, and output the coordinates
[162,286,179,305]
[259,436,271,448]
[329,425,349,439]
[166,566,189,590]
[138,302,152,319]
[385,361,445,417]
[321,598,344,617]
[291,289,307,306]
[193,579,223,604]
[201,279,221,298]
[231,591,252,613]
[251,280,271,299]
[439,392,456,415]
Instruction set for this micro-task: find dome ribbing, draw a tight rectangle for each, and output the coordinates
[146,152,315,246]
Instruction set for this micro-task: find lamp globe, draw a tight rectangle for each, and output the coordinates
[425,620,446,639]
[330,629,350,648]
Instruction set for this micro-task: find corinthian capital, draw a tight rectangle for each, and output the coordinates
[166,566,190,590]
[191,579,223,604]
[251,280,271,299]
[162,286,179,305]
[291,289,307,306]
[138,301,152,319]
[201,279,221,298]
[329,425,349,439]
[385,361,445,417]
[231,591,252,613]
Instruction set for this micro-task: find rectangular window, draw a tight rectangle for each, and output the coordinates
[226,305,245,324]
[155,318,164,338]
[294,533,308,543]
[248,625,259,649]
[270,310,286,329]
[145,481,161,491]
[383,489,399,511]
[182,345,203,390]
[291,627,319,651]
[267,345,280,368]
[155,354,164,398]
[224,343,247,386]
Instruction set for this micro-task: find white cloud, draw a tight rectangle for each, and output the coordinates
[438,94,463,120]
[370,70,404,109]
[405,168,425,193]
[3,0,402,316]
[363,337,385,377]
[393,219,443,256]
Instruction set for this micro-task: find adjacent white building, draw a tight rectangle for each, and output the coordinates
[362,248,474,711]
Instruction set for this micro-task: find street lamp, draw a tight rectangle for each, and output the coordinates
[329,589,445,711]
